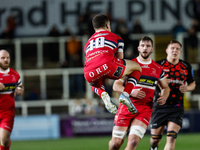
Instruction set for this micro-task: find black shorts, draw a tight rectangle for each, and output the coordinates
[150,110,184,129]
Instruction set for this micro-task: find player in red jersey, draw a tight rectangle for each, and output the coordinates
[84,14,142,114]
[149,40,196,150]
[109,36,170,150]
[0,49,24,150]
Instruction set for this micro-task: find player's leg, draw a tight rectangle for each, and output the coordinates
[125,119,147,150]
[0,128,11,150]
[84,67,118,114]
[150,126,165,150]
[164,122,181,150]
[119,59,142,114]
[91,79,117,114]
[109,126,128,150]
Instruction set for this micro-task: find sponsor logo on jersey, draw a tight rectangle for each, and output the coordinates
[3,85,16,90]
[169,79,184,84]
[138,78,156,86]
[142,65,149,68]
[3,73,9,76]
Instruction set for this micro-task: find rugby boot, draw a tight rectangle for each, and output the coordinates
[119,92,137,114]
[101,92,117,114]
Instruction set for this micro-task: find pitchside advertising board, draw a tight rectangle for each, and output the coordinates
[0,0,194,37]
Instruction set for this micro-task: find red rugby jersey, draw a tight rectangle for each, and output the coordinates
[0,68,22,116]
[129,57,164,108]
[84,30,124,72]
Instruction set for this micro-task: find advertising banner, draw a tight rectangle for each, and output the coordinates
[11,115,60,140]
[0,0,194,36]
[60,111,200,137]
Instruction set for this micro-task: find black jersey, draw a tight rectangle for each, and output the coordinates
[153,59,195,112]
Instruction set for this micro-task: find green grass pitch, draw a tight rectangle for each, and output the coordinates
[12,133,200,150]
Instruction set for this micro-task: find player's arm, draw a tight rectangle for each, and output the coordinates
[15,84,24,96]
[180,63,196,93]
[157,78,170,105]
[115,51,123,59]
[0,82,5,90]
[115,37,124,59]
[113,79,124,93]
[113,79,146,99]
[179,81,196,93]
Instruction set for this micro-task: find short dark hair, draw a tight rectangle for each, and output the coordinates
[139,36,153,47]
[92,14,109,29]
[167,39,182,48]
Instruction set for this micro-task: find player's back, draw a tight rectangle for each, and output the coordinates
[84,30,123,72]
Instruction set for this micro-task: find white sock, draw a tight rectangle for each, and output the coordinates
[123,92,129,97]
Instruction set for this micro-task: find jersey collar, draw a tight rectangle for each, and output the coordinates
[136,57,152,64]
[0,68,10,74]
[96,29,106,32]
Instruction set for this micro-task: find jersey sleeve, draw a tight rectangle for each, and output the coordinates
[116,35,124,53]
[186,62,195,84]
[159,69,165,81]
[17,76,22,86]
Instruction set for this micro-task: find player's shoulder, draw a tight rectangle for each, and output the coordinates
[107,31,123,42]
[131,57,137,62]
[179,59,192,68]
[9,68,20,76]
[155,58,167,65]
[151,59,164,70]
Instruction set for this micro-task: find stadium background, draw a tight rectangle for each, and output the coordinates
[0,0,200,149]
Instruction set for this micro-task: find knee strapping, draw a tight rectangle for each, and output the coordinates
[151,134,162,139]
[112,130,127,140]
[129,125,146,139]
[167,131,177,138]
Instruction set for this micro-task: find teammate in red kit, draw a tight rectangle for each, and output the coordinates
[84,14,142,114]
[109,36,170,150]
[0,49,24,150]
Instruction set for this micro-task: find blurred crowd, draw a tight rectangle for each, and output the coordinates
[1,1,200,113]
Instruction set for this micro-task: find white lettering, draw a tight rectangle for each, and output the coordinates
[96,68,102,74]
[102,64,108,70]
[89,72,94,77]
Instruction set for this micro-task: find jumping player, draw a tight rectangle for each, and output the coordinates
[149,40,196,150]
[0,49,24,150]
[84,14,142,114]
[109,36,170,150]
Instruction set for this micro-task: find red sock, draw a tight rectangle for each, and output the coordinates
[91,86,105,98]
[1,145,10,150]
[123,70,141,95]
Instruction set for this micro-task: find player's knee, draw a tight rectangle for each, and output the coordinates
[150,134,162,147]
[1,138,10,147]
[129,125,146,139]
[109,138,123,150]
[167,131,177,139]
[128,138,139,148]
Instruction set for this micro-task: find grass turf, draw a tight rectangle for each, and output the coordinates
[12,133,200,150]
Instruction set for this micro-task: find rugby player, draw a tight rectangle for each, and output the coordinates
[149,40,196,150]
[109,36,170,150]
[0,49,24,150]
[84,14,142,114]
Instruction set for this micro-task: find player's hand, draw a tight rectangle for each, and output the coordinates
[0,82,5,90]
[179,84,187,93]
[131,88,146,99]
[15,86,24,96]
[157,93,167,105]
